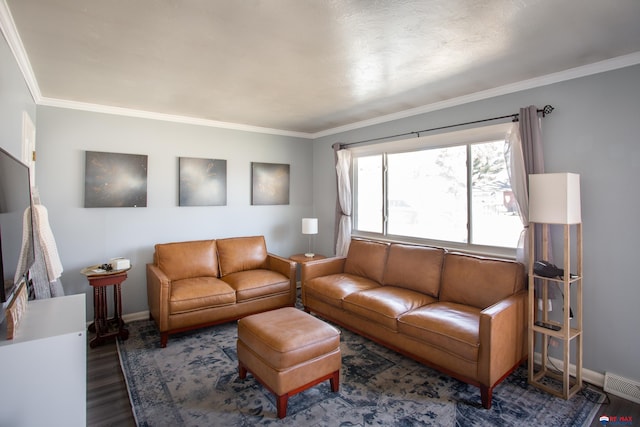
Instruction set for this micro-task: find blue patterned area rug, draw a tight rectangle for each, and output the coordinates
[117,318,603,426]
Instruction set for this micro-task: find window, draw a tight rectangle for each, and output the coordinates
[352,123,520,256]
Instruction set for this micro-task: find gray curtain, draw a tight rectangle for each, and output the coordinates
[508,105,554,300]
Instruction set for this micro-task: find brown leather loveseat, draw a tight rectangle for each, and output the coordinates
[301,238,527,409]
[147,235,296,347]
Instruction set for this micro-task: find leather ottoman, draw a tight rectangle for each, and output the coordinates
[237,307,341,418]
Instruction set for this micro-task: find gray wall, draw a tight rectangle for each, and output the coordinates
[34,107,314,320]
[314,64,640,384]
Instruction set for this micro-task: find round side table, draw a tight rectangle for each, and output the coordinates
[81,265,131,348]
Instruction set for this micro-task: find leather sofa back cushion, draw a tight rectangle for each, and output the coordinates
[383,244,445,297]
[155,240,219,281]
[439,253,525,309]
[344,239,389,284]
[217,235,268,276]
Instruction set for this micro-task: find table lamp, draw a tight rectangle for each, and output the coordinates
[302,218,318,257]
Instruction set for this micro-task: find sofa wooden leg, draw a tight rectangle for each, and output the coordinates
[160,333,168,348]
[330,370,339,392]
[480,386,492,409]
[276,394,289,419]
[238,363,247,380]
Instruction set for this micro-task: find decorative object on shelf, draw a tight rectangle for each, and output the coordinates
[528,172,583,400]
[109,257,130,270]
[251,162,290,205]
[84,151,148,208]
[179,157,227,206]
[302,218,318,258]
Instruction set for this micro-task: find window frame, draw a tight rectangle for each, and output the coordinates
[350,122,518,259]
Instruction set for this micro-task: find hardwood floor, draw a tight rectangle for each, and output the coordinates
[87,338,135,427]
[87,335,639,426]
[588,388,640,427]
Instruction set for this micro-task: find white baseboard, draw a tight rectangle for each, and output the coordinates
[123,310,150,323]
[85,310,150,329]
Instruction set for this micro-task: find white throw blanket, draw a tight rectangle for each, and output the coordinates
[33,205,63,282]
[15,204,64,298]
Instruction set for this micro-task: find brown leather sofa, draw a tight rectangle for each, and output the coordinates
[147,235,296,347]
[301,238,527,409]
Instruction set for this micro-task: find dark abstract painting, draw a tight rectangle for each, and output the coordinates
[84,151,148,208]
[179,157,227,206]
[251,162,290,205]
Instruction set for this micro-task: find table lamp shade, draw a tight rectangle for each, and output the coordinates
[529,173,581,224]
[302,218,318,234]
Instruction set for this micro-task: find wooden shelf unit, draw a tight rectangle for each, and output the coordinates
[528,222,583,400]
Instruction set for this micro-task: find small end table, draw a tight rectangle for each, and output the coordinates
[289,254,327,284]
[289,253,327,264]
[81,265,131,348]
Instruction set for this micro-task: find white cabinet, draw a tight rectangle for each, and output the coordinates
[0,294,86,427]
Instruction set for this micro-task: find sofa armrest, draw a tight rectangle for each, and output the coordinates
[146,263,172,332]
[266,253,297,301]
[266,253,296,282]
[300,257,347,283]
[478,290,528,387]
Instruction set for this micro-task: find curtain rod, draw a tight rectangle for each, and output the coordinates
[337,104,554,149]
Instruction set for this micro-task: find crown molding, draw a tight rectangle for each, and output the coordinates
[2,0,639,140]
[37,96,313,139]
[312,51,640,139]
[0,0,41,102]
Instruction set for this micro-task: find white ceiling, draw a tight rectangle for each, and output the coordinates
[3,0,640,137]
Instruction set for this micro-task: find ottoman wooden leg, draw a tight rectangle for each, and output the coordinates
[276,394,289,419]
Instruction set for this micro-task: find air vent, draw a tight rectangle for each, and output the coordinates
[603,372,640,404]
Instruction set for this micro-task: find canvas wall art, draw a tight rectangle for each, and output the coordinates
[251,162,290,205]
[179,157,227,206]
[84,151,148,208]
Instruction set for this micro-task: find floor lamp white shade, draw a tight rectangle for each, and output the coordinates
[302,218,318,257]
[529,173,581,224]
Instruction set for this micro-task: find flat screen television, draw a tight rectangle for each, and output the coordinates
[0,147,35,303]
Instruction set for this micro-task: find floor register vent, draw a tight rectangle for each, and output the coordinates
[603,372,640,404]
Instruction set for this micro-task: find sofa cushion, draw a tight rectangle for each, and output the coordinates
[343,286,437,331]
[169,277,235,314]
[344,239,389,284]
[155,240,218,281]
[397,302,481,362]
[382,244,445,298]
[221,269,291,302]
[304,274,380,309]
[439,253,525,309]
[217,236,268,276]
